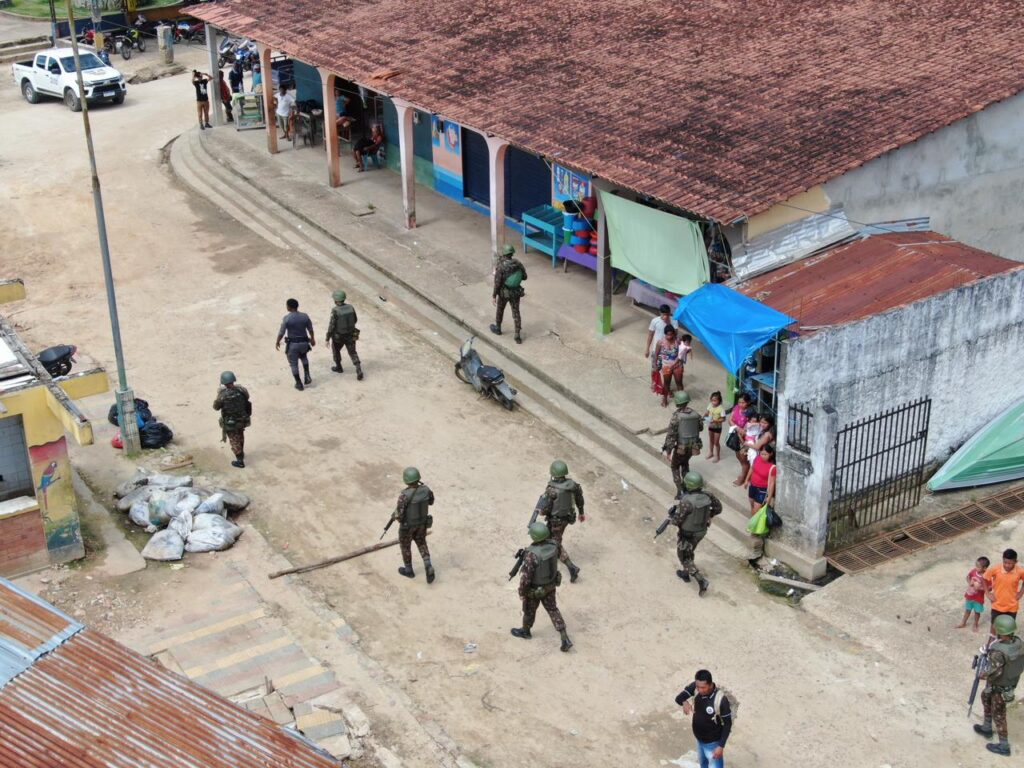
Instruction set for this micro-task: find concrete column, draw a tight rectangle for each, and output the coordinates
[319,68,341,187]
[393,98,416,229]
[485,136,509,265]
[258,43,278,155]
[593,179,613,335]
[204,24,223,127]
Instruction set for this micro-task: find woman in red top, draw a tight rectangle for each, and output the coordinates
[744,443,777,516]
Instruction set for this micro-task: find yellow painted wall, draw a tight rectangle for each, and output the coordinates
[745,186,831,241]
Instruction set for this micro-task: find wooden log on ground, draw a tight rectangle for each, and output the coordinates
[269,531,433,579]
[758,572,822,591]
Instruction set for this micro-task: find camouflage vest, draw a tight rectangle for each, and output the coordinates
[676,409,701,442]
[548,478,578,521]
[331,304,356,336]
[401,484,431,527]
[219,387,249,429]
[990,637,1024,690]
[527,540,559,587]
[679,492,713,534]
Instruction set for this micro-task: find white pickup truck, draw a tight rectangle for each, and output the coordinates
[12,48,126,112]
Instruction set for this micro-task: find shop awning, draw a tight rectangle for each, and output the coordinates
[672,284,795,373]
[598,191,709,295]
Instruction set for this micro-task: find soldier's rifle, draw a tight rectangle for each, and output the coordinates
[653,505,678,539]
[528,493,547,529]
[967,639,992,717]
[379,514,397,541]
[508,548,526,581]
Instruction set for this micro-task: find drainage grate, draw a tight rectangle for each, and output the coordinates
[827,486,1024,573]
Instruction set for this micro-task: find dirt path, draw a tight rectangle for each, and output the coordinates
[0,67,1009,768]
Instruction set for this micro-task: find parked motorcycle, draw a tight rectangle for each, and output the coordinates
[174,20,205,45]
[122,23,147,54]
[454,337,516,410]
[38,345,77,378]
[102,31,132,60]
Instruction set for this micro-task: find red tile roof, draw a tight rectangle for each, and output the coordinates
[189,0,1024,221]
[737,232,1022,331]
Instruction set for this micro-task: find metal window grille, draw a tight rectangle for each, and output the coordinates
[786,402,813,453]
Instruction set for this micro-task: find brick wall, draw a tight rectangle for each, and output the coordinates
[0,509,48,578]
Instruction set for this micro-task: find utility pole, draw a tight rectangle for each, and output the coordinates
[47,0,58,46]
[89,0,103,54]
[64,0,141,456]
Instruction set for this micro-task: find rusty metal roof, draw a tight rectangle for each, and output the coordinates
[0,580,82,688]
[0,580,338,768]
[737,232,1022,331]
[187,0,1024,221]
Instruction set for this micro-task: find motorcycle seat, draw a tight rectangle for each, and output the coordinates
[38,346,71,364]
[478,365,504,384]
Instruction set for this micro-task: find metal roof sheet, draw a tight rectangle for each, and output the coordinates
[0,580,82,690]
[187,0,1024,222]
[737,232,1022,332]
[0,581,339,767]
[732,208,859,281]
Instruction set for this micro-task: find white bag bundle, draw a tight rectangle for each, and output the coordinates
[194,492,226,517]
[146,474,193,488]
[141,530,185,561]
[173,492,201,518]
[117,485,154,513]
[186,514,243,553]
[169,509,193,541]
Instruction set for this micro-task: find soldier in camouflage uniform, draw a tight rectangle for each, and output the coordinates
[534,460,585,583]
[511,522,573,652]
[490,244,527,344]
[390,467,436,583]
[974,614,1023,756]
[663,390,704,493]
[667,471,721,597]
[327,289,364,380]
[212,371,251,468]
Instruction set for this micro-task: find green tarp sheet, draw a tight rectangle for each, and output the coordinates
[598,191,709,295]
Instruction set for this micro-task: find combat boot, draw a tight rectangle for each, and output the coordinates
[568,564,581,583]
[514,332,522,344]
[676,569,691,583]
[696,576,709,597]
[425,560,435,584]
[303,370,312,385]
[489,323,502,335]
[397,565,415,578]
[559,630,573,652]
[510,627,532,639]
[293,374,304,391]
[986,741,1011,756]
[356,364,364,381]
[974,723,994,738]
[231,458,245,469]
[332,363,343,373]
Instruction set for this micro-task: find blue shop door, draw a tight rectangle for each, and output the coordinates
[414,110,433,161]
[462,128,490,206]
[505,147,551,220]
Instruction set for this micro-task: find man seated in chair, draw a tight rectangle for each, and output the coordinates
[353,124,385,171]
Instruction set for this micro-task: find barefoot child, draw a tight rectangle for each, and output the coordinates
[679,334,693,387]
[705,391,724,461]
[957,556,990,631]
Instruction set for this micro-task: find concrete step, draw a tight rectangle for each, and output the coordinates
[0,36,51,65]
[171,129,782,565]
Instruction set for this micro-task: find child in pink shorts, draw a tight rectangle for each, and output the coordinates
[956,556,990,631]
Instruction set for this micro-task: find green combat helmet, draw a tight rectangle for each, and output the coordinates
[674,390,691,406]
[333,289,347,303]
[550,460,568,478]
[994,614,1018,636]
[683,471,704,492]
[220,371,236,385]
[528,522,550,542]
[403,467,421,484]
[502,244,515,257]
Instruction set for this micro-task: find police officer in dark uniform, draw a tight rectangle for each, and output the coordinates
[534,460,585,583]
[662,390,704,493]
[275,298,316,390]
[327,289,363,380]
[662,471,722,597]
[511,522,573,652]
[390,467,436,583]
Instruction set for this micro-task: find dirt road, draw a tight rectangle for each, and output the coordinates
[0,53,1013,768]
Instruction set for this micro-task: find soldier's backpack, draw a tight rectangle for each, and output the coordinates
[503,268,524,289]
[710,686,739,724]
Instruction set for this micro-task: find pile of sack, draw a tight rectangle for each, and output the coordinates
[115,468,249,562]
[108,398,174,450]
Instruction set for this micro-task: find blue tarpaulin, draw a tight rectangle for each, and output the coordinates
[672,284,795,373]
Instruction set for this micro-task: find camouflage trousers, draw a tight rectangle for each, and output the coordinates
[671,444,699,493]
[982,686,1010,739]
[398,525,430,565]
[331,334,360,368]
[677,531,706,580]
[225,429,245,458]
[548,518,575,566]
[495,295,522,334]
[522,588,566,632]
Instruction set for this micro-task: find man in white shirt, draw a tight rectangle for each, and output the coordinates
[274,83,296,141]
[644,304,673,370]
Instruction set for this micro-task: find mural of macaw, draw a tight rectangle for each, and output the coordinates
[37,461,60,511]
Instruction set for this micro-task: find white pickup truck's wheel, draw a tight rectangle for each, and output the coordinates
[64,88,82,112]
[22,80,39,104]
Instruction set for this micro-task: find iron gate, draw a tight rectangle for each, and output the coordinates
[827,397,931,549]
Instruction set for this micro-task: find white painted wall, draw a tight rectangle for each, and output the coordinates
[824,91,1024,262]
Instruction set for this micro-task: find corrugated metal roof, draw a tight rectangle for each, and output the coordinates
[737,232,1022,332]
[187,0,1024,222]
[0,581,339,767]
[0,580,82,689]
[732,208,859,281]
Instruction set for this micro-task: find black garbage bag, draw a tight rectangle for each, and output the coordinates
[107,398,153,427]
[140,421,174,450]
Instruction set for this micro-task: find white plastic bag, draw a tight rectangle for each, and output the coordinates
[146,474,193,488]
[173,492,201,517]
[129,499,160,529]
[141,530,185,561]
[115,468,151,498]
[210,487,250,512]
[195,492,226,516]
[169,510,193,541]
[186,514,242,552]
[147,489,181,527]
[117,484,153,512]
